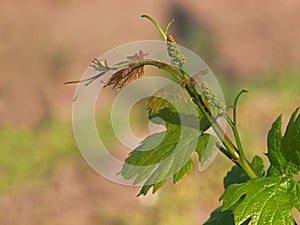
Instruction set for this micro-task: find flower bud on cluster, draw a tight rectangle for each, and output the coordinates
[167,35,186,68]
[200,81,226,117]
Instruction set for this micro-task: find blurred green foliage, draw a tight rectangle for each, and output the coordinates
[0,117,76,194]
[220,68,300,101]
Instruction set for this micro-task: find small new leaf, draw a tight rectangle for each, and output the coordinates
[104,50,148,91]
[221,176,300,225]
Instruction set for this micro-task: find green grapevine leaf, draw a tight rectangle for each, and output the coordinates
[203,206,251,225]
[296,181,300,211]
[121,83,219,196]
[221,176,300,225]
[194,133,219,171]
[266,114,287,176]
[266,108,300,176]
[173,159,193,184]
[224,155,265,189]
[203,206,235,225]
[204,156,264,225]
[281,108,300,172]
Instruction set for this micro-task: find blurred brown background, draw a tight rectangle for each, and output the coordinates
[0,0,299,224]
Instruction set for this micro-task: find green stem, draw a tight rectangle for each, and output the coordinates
[233,89,248,124]
[142,15,167,41]
[221,116,257,178]
[165,19,174,35]
[225,114,244,158]
[136,60,182,81]
[226,89,249,160]
[240,158,258,179]
[217,142,233,159]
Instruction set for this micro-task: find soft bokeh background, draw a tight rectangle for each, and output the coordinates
[1,0,300,224]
